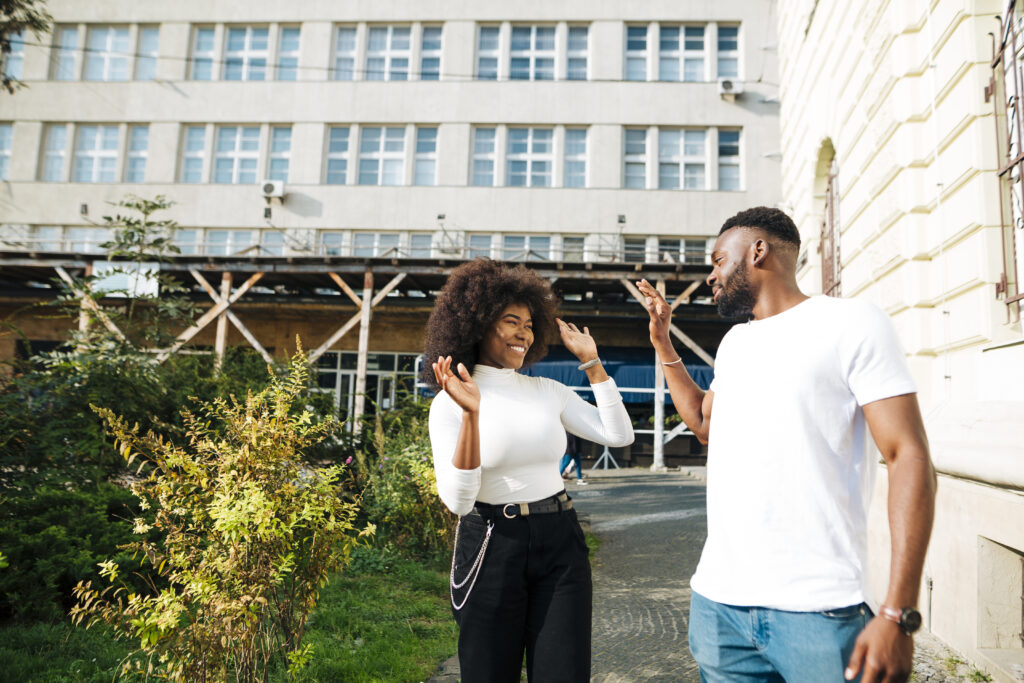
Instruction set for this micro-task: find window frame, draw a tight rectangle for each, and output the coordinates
[212,125,260,185]
[413,126,438,186]
[420,25,443,80]
[223,25,270,81]
[717,24,740,79]
[564,128,587,188]
[566,25,589,80]
[509,24,555,81]
[505,127,553,188]
[268,126,291,183]
[477,25,500,80]
[180,125,207,183]
[333,26,357,80]
[277,26,301,81]
[135,26,160,81]
[471,127,497,186]
[624,128,649,189]
[625,25,649,81]
[4,29,25,80]
[0,123,11,181]
[325,126,351,185]
[53,25,80,81]
[72,124,119,183]
[190,26,215,80]
[357,126,406,186]
[365,25,411,81]
[124,124,148,183]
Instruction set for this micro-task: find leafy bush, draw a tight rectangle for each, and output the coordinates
[0,484,143,622]
[356,401,456,561]
[70,354,369,682]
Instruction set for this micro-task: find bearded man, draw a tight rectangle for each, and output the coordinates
[637,206,936,683]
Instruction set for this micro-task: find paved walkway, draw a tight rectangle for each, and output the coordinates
[427,467,982,682]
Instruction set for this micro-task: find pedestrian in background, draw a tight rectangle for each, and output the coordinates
[559,431,587,485]
[424,259,634,683]
[638,206,936,683]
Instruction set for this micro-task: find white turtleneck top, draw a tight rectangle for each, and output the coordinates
[429,365,634,516]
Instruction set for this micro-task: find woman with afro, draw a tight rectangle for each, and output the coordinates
[425,259,634,682]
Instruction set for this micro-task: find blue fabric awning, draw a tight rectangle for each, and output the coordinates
[522,346,713,404]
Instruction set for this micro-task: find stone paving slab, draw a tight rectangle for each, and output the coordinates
[426,467,986,682]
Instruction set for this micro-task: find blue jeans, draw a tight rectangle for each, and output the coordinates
[689,590,872,682]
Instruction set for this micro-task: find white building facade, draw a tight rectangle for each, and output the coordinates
[1,0,781,265]
[776,1,1024,679]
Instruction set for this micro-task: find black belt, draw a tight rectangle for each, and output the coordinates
[472,491,573,519]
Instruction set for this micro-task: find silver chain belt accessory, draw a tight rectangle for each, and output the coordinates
[449,517,494,611]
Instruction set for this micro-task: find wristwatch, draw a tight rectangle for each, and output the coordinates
[879,605,922,635]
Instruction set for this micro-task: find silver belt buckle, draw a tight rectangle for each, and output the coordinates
[502,503,518,519]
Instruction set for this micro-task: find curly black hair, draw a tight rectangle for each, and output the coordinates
[421,259,559,388]
[719,206,801,249]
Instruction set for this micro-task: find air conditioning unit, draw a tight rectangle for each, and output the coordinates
[717,78,744,98]
[260,179,285,199]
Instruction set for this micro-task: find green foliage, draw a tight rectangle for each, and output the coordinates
[1,0,52,94]
[70,353,370,682]
[0,484,144,622]
[355,400,456,560]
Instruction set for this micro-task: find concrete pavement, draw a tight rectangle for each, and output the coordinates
[426,467,979,682]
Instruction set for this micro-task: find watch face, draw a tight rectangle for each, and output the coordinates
[901,608,922,634]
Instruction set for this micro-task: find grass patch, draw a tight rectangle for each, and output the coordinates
[585,531,601,562]
[0,551,456,683]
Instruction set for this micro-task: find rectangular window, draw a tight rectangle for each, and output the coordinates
[333,26,356,80]
[718,129,741,190]
[174,229,198,255]
[260,230,285,256]
[717,25,739,78]
[277,27,300,81]
[683,26,706,81]
[320,231,344,255]
[191,27,214,80]
[414,127,437,186]
[66,227,110,253]
[624,128,648,189]
[658,26,680,81]
[32,226,63,251]
[42,124,67,181]
[85,27,130,81]
[207,230,253,256]
[624,237,647,263]
[224,27,269,81]
[4,30,25,80]
[366,26,410,81]
[563,236,585,261]
[477,26,499,80]
[181,125,206,183]
[325,126,349,184]
[358,126,405,185]
[269,126,291,182]
[506,127,553,187]
[73,124,119,183]
[471,127,496,186]
[510,25,554,81]
[625,26,648,81]
[213,125,259,184]
[409,233,432,257]
[684,238,712,264]
[683,129,707,189]
[55,26,79,80]
[503,235,551,261]
[125,125,148,183]
[468,234,492,259]
[658,129,681,189]
[564,128,587,188]
[0,124,11,180]
[567,26,588,80]
[353,232,399,257]
[421,26,442,80]
[136,27,159,80]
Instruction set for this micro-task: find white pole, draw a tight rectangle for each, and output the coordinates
[651,279,667,472]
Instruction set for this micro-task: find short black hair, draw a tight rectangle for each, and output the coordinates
[719,206,801,249]
[421,259,559,389]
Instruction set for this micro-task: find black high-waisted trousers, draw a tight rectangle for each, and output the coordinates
[451,501,592,683]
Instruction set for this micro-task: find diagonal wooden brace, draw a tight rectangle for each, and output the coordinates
[155,271,264,362]
[308,272,407,364]
[620,278,716,368]
[54,266,128,342]
[190,271,274,365]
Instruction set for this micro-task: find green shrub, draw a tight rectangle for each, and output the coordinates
[356,400,456,560]
[71,353,369,682]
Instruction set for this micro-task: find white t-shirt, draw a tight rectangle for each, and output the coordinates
[690,295,917,611]
[429,365,634,516]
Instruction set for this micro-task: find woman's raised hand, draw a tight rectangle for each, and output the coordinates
[636,279,672,344]
[432,356,480,414]
[556,318,599,363]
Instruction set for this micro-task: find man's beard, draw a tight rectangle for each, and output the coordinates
[716,261,756,319]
